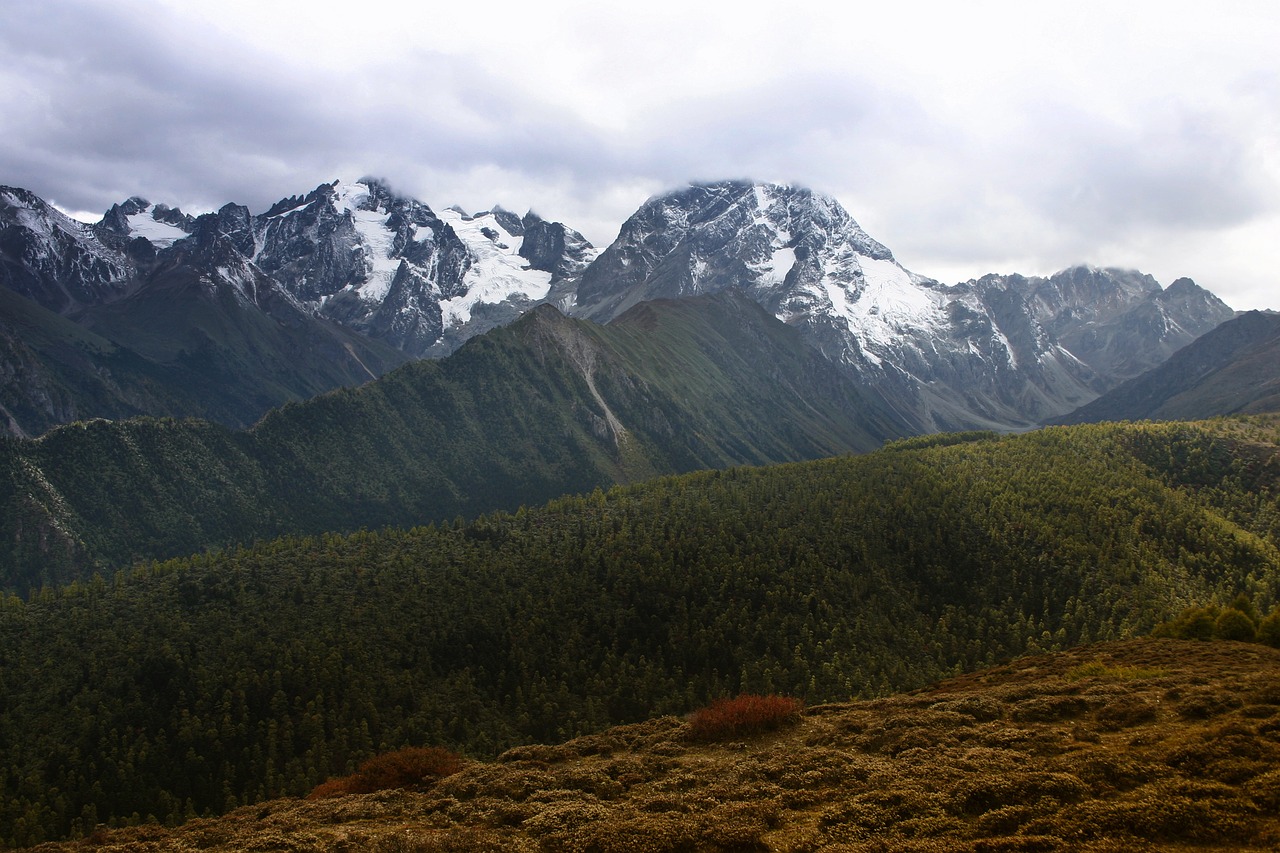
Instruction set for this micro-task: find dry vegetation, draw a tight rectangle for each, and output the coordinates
[30,639,1280,852]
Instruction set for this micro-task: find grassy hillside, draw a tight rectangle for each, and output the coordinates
[0,292,910,590]
[25,638,1280,852]
[3,419,1280,844]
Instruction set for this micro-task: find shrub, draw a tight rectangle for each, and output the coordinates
[1153,606,1217,640]
[1095,696,1159,730]
[1258,610,1280,648]
[1214,609,1257,642]
[1064,661,1166,682]
[687,694,803,742]
[308,746,465,799]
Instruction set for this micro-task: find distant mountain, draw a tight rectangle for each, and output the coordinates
[0,184,411,434]
[1054,310,1280,424]
[0,177,1239,436]
[251,180,597,357]
[570,181,1236,430]
[0,179,596,435]
[0,290,910,590]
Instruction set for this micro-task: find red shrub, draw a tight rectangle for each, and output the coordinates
[306,777,354,800]
[688,694,804,742]
[308,746,464,799]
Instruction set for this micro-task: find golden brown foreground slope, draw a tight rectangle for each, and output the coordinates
[34,639,1280,852]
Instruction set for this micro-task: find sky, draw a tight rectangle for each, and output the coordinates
[2,0,1277,309]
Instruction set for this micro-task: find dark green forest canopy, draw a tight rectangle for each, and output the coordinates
[3,419,1280,845]
[0,294,909,592]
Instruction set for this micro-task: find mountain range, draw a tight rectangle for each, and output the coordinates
[0,178,1238,437]
[1053,309,1280,424]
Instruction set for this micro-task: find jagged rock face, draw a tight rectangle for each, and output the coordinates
[0,187,136,313]
[1054,310,1280,424]
[1009,268,1234,383]
[249,181,597,356]
[519,211,597,282]
[569,180,1235,430]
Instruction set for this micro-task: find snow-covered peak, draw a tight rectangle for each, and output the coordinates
[3,187,96,244]
[436,206,553,327]
[573,179,925,331]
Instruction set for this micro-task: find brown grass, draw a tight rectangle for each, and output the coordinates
[32,639,1280,852]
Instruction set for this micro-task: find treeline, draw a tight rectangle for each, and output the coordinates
[2,420,1279,845]
[0,293,903,591]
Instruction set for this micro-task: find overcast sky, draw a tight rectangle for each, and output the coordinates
[3,0,1277,309]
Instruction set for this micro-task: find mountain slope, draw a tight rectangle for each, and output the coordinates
[0,290,910,589]
[1055,311,1280,424]
[570,181,1236,430]
[4,419,1280,844]
[26,639,1280,853]
[0,180,598,435]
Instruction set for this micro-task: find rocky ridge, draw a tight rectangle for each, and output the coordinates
[568,181,1235,431]
[0,177,1239,435]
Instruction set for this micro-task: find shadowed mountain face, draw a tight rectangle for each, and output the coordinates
[1054,310,1280,424]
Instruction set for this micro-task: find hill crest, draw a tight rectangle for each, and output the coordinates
[31,639,1280,852]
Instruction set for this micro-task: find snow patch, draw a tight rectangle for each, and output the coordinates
[126,210,188,248]
[331,181,401,303]
[436,207,552,327]
[817,255,947,361]
[751,245,796,286]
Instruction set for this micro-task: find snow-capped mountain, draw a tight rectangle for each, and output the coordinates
[0,176,1238,436]
[96,195,196,249]
[569,180,1234,430]
[0,186,138,312]
[249,179,597,356]
[0,178,602,433]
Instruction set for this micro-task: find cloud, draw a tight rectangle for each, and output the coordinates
[2,0,1279,308]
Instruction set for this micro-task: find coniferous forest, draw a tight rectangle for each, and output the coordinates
[3,418,1280,846]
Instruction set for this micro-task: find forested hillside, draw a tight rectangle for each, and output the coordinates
[3,419,1280,845]
[0,292,908,591]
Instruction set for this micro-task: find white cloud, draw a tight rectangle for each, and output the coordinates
[3,0,1279,308]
